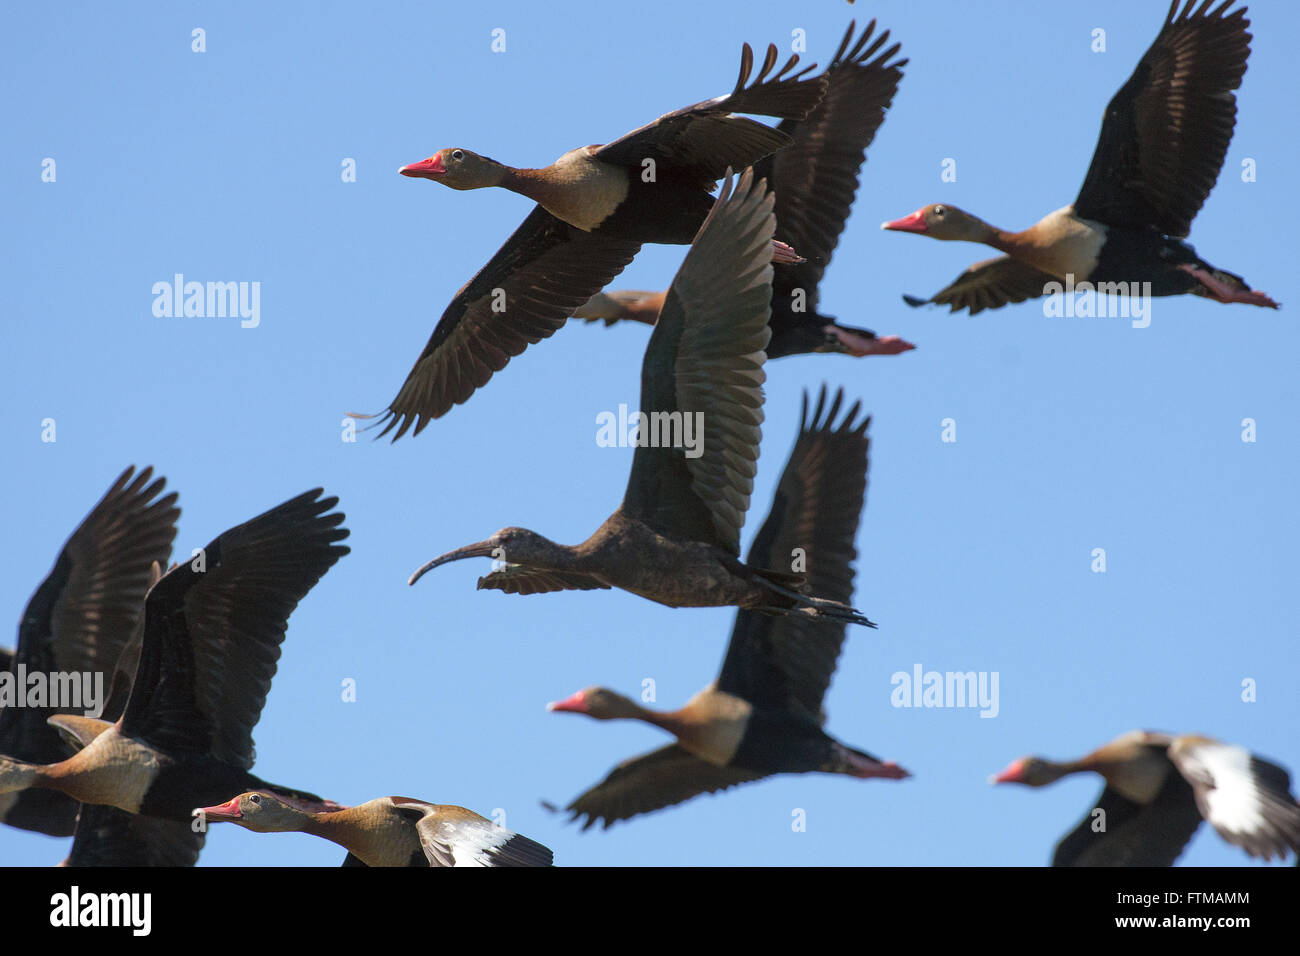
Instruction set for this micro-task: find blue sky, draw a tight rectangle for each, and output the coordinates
[1,0,1296,867]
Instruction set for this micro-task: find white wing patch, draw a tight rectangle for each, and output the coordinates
[416,814,513,868]
[1181,742,1266,838]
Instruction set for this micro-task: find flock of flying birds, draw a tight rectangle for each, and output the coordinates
[3,2,1297,867]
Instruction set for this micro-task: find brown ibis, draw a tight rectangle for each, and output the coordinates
[408,170,874,628]
[548,387,907,829]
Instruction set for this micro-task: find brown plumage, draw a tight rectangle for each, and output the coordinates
[198,792,554,867]
[994,730,1300,865]
[1,466,178,838]
[884,0,1277,313]
[407,171,872,628]
[362,40,827,438]
[573,20,915,358]
[551,387,908,830]
[1,489,350,867]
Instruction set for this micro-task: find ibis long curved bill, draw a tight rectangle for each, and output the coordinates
[408,539,499,586]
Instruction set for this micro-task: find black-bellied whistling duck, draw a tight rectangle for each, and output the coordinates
[573,20,917,359]
[0,489,349,867]
[1,466,178,838]
[408,171,872,627]
[993,730,1300,865]
[548,387,907,829]
[363,41,828,438]
[197,792,554,867]
[883,1,1278,314]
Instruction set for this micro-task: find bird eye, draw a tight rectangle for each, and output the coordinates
[451,150,464,161]
[934,206,946,217]
[249,794,262,806]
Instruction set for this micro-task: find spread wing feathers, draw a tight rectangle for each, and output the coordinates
[1073,0,1250,237]
[622,169,774,553]
[716,386,869,718]
[904,256,1056,315]
[758,20,906,306]
[410,809,554,867]
[1167,738,1300,861]
[371,206,643,439]
[476,565,611,596]
[593,43,826,184]
[120,489,349,769]
[63,803,203,867]
[1,466,178,817]
[564,744,767,830]
[1052,773,1203,866]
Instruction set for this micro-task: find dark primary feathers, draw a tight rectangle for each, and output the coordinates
[619,168,775,555]
[594,43,825,182]
[374,210,643,439]
[59,490,349,866]
[119,488,350,767]
[64,804,202,867]
[756,21,905,318]
[1,466,178,837]
[716,386,869,719]
[903,256,1059,316]
[564,744,765,831]
[565,387,873,829]
[1073,0,1251,237]
[370,41,824,439]
[1054,767,1203,867]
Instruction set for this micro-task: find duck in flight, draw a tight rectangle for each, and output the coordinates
[408,170,873,628]
[364,38,828,438]
[882,0,1278,314]
[550,387,908,830]
[1,466,178,839]
[573,20,917,359]
[197,792,554,867]
[993,730,1300,865]
[0,489,349,867]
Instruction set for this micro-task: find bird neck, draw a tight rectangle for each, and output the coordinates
[499,166,555,206]
[0,754,42,794]
[518,534,586,573]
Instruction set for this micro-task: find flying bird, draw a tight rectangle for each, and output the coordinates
[363,38,828,438]
[551,387,907,830]
[574,19,917,358]
[0,466,178,838]
[993,730,1300,865]
[0,489,350,867]
[409,170,873,628]
[198,792,554,867]
[882,0,1277,314]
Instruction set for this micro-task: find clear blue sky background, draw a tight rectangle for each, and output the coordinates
[2,0,1296,867]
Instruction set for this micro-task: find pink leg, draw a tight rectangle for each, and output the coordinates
[826,325,917,357]
[845,752,911,780]
[1177,264,1280,308]
[771,240,805,265]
